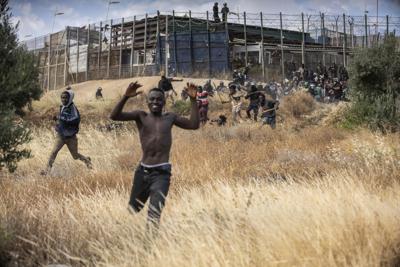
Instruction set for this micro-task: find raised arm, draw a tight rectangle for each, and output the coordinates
[174,83,200,130]
[110,82,143,121]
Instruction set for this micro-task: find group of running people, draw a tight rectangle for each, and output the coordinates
[41,58,351,233]
[282,62,349,102]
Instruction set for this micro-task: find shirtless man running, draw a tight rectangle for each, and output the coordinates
[110,81,199,227]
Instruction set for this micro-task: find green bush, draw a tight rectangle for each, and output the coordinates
[0,107,32,172]
[171,100,192,115]
[343,36,400,132]
[0,0,41,172]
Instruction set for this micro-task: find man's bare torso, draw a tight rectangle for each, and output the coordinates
[135,111,176,165]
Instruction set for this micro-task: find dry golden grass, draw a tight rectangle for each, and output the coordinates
[1,87,400,266]
[280,90,315,119]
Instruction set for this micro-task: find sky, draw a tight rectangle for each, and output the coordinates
[9,0,400,41]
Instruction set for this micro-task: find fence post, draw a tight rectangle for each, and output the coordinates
[386,15,389,38]
[189,10,194,75]
[260,12,265,81]
[364,14,368,48]
[86,23,90,81]
[64,26,69,86]
[54,33,59,90]
[157,11,162,74]
[321,13,326,67]
[279,12,284,81]
[97,22,102,79]
[47,34,51,91]
[143,14,148,72]
[131,16,136,77]
[301,12,305,66]
[173,10,178,76]
[348,17,354,48]
[335,16,339,46]
[244,12,248,67]
[76,27,79,83]
[107,19,112,78]
[119,18,124,78]
[225,9,230,75]
[165,15,169,77]
[206,11,211,77]
[343,14,347,68]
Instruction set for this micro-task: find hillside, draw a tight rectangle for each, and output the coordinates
[1,77,399,267]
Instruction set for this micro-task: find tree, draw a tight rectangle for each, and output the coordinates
[0,0,42,172]
[0,107,32,172]
[346,36,400,132]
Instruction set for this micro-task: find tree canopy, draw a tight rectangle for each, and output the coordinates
[0,0,42,172]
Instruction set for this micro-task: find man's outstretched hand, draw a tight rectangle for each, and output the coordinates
[184,83,197,100]
[124,81,143,97]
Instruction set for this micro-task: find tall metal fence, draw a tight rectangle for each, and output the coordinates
[22,11,400,91]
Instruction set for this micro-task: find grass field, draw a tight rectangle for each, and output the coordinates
[0,80,399,266]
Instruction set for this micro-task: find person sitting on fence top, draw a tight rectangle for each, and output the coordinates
[213,2,220,23]
[221,3,229,22]
[96,87,103,100]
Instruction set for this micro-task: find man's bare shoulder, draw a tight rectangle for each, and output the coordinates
[163,112,178,120]
[129,110,147,122]
[130,110,147,117]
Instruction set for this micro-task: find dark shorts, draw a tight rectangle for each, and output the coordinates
[129,164,171,223]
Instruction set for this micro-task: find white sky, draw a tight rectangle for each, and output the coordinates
[9,0,400,41]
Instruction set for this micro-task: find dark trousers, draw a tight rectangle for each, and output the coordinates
[129,165,171,226]
[47,134,91,168]
[262,116,276,129]
[199,104,209,124]
[247,103,259,121]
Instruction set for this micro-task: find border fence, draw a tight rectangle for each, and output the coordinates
[22,10,400,91]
